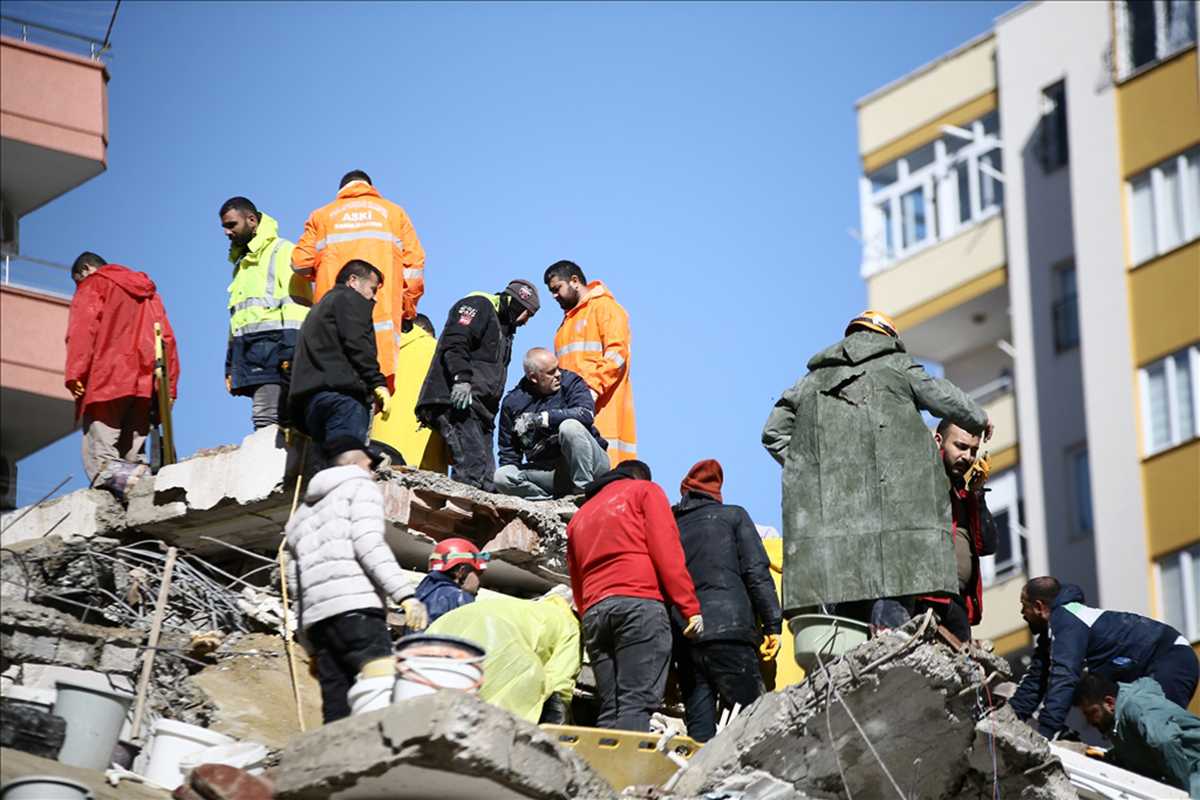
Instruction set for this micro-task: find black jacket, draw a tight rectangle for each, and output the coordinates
[287,285,385,430]
[671,492,783,644]
[497,369,607,469]
[416,293,515,422]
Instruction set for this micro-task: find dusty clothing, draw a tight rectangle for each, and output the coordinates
[285,466,417,631]
[675,638,765,742]
[1105,677,1200,796]
[494,419,610,499]
[431,408,496,491]
[584,596,671,732]
[81,398,151,483]
[497,369,606,471]
[416,293,516,419]
[309,608,392,723]
[761,330,987,612]
[553,281,636,464]
[65,264,179,416]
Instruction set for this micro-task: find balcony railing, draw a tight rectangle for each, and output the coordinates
[1,254,74,299]
[1,9,116,63]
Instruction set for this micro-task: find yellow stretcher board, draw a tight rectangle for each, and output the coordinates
[540,724,701,791]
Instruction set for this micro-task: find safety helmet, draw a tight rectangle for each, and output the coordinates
[428,538,489,573]
[845,309,899,338]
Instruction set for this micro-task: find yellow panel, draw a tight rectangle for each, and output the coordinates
[1117,50,1200,178]
[989,445,1019,475]
[761,538,806,690]
[862,91,998,174]
[1129,241,1200,365]
[1142,439,1200,559]
[891,266,1008,332]
[990,627,1031,657]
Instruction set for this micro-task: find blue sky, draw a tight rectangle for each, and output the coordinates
[14,0,1017,526]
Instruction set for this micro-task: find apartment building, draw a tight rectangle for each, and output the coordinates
[853,0,1199,695]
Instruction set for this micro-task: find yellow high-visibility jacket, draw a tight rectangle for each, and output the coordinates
[371,326,448,471]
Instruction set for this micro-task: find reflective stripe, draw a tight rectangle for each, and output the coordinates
[374,320,394,332]
[607,438,637,453]
[233,297,274,312]
[314,238,326,252]
[325,230,400,247]
[233,319,304,336]
[1064,602,1105,627]
[556,341,603,356]
[261,239,282,306]
[603,350,626,368]
[403,268,422,279]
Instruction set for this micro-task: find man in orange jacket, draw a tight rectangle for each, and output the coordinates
[292,170,425,383]
[543,260,636,466]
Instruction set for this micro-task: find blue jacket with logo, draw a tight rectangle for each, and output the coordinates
[497,369,606,470]
[414,570,476,625]
[1010,583,1188,737]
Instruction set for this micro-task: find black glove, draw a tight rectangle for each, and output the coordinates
[450,381,473,411]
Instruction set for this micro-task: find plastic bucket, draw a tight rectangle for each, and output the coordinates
[393,634,485,702]
[52,680,132,770]
[179,741,270,776]
[787,614,870,675]
[349,675,397,716]
[0,776,93,800]
[143,719,235,790]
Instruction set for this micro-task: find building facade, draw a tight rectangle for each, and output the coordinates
[853,0,1199,701]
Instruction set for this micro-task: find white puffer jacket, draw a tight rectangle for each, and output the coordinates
[285,465,416,630]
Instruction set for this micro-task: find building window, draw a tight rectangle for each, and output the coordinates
[1052,261,1079,352]
[1156,544,1199,641]
[859,112,1004,274]
[1128,147,1200,265]
[978,470,1024,587]
[1140,344,1200,455]
[1117,0,1197,79]
[1067,444,1093,538]
[1038,81,1068,172]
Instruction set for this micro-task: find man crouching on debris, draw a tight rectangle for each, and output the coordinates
[286,446,429,723]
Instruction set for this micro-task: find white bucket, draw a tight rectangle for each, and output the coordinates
[52,680,133,770]
[143,719,235,790]
[179,741,270,776]
[0,775,93,800]
[348,675,397,716]
[394,657,483,702]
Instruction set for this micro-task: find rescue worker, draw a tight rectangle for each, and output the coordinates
[671,459,783,742]
[567,460,703,731]
[219,196,311,429]
[413,538,489,624]
[1074,673,1200,797]
[415,281,540,491]
[65,252,179,496]
[427,586,581,725]
[370,314,449,471]
[285,447,428,723]
[288,261,393,459]
[494,347,610,499]
[761,310,990,620]
[543,260,636,465]
[292,170,425,384]
[1010,576,1199,739]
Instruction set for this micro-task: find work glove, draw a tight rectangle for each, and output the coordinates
[450,381,473,411]
[224,376,233,394]
[514,411,549,438]
[67,380,85,399]
[400,597,428,631]
[682,614,704,639]
[965,453,991,492]
[373,386,393,420]
[759,634,781,661]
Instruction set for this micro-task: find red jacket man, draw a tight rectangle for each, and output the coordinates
[65,253,179,492]
[567,460,702,731]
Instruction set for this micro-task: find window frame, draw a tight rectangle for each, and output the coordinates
[1038,80,1069,174]
[1116,0,1198,80]
[1139,344,1200,456]
[1051,259,1080,353]
[978,468,1024,586]
[1126,147,1200,266]
[1066,443,1094,540]
[1154,544,1200,641]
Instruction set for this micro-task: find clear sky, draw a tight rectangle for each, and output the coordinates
[13,0,1017,527]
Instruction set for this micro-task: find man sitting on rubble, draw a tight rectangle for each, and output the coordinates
[65,252,179,497]
[671,459,782,742]
[414,538,488,625]
[1011,576,1199,739]
[288,260,393,456]
[567,460,704,731]
[1074,672,1200,796]
[761,309,990,626]
[285,445,428,723]
[494,347,610,500]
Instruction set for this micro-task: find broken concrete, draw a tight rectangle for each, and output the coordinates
[669,623,1077,800]
[0,747,171,799]
[272,690,618,800]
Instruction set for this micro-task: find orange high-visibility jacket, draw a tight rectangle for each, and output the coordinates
[553,281,636,465]
[292,181,426,378]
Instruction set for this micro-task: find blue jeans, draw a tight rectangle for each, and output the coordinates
[304,390,370,457]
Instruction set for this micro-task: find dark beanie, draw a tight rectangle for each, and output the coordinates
[680,459,723,503]
[503,279,540,314]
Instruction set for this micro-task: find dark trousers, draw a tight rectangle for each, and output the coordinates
[676,639,765,742]
[583,596,672,732]
[433,408,495,491]
[304,390,370,458]
[1148,644,1200,710]
[307,609,393,723]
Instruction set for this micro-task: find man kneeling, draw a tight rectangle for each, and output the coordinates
[494,348,610,500]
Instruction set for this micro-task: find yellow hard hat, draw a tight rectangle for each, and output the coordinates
[846,309,898,338]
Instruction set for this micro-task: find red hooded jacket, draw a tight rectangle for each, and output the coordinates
[567,476,700,619]
[65,265,179,417]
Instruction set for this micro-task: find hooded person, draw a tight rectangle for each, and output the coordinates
[415,280,540,491]
[65,252,180,496]
[566,460,703,731]
[761,310,990,619]
[671,459,783,742]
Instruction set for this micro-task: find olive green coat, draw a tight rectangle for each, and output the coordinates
[761,331,987,613]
